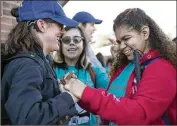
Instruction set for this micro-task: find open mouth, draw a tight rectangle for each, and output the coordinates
[67,48,77,52]
[124,49,131,55]
[90,32,94,38]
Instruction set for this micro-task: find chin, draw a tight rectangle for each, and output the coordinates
[68,54,79,59]
[53,45,60,52]
[127,55,134,61]
[87,37,92,42]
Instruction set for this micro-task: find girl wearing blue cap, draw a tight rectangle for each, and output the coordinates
[72,11,107,73]
[53,26,109,125]
[1,0,79,125]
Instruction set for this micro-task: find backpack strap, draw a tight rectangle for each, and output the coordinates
[87,64,103,125]
[140,56,170,125]
[162,113,171,125]
[87,64,96,88]
[140,56,161,80]
[143,56,160,67]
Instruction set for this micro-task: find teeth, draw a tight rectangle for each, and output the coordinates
[68,49,76,51]
[125,50,130,54]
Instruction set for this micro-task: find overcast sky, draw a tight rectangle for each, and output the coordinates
[63,1,176,56]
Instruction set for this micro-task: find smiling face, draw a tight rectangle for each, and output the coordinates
[61,28,84,61]
[115,25,150,60]
[43,23,62,52]
[35,19,63,55]
[82,23,96,42]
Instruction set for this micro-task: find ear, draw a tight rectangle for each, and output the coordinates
[78,23,83,28]
[61,29,66,35]
[78,23,86,30]
[36,19,48,33]
[141,25,150,40]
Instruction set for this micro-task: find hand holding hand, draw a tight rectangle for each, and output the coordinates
[60,72,77,85]
[63,78,87,99]
[58,80,79,103]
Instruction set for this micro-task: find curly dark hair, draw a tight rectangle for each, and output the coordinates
[110,8,176,76]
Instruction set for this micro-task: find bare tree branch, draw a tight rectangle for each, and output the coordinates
[58,0,69,7]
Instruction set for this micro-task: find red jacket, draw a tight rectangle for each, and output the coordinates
[78,50,176,125]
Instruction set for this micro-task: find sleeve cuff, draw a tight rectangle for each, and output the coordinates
[80,86,96,103]
[54,92,75,117]
[59,92,74,108]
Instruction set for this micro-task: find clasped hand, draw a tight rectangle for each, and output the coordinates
[58,72,87,102]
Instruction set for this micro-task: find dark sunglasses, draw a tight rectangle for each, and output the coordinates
[60,36,83,45]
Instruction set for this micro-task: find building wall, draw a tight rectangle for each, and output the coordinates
[1,1,21,43]
[0,1,68,44]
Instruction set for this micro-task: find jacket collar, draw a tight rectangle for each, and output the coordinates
[139,49,160,64]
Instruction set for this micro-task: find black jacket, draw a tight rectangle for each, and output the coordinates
[1,50,77,125]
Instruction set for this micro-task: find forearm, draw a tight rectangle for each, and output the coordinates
[78,86,175,125]
[5,92,76,125]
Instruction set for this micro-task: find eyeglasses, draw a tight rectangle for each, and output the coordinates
[60,36,83,45]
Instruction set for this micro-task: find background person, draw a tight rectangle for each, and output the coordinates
[54,26,109,125]
[72,11,107,73]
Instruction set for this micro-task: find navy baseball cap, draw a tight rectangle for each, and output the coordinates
[18,0,78,27]
[72,11,102,24]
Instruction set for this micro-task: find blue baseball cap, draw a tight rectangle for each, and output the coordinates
[72,11,102,24]
[18,0,78,27]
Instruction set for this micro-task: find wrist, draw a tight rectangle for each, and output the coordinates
[77,84,87,99]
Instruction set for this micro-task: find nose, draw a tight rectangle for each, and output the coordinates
[69,39,75,45]
[119,41,126,51]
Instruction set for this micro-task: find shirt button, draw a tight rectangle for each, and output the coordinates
[65,115,70,120]
[30,54,35,57]
[147,55,151,59]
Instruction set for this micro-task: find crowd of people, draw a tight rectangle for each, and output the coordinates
[1,0,176,125]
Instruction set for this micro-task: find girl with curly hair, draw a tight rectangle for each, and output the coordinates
[62,8,176,125]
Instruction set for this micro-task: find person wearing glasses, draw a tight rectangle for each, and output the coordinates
[53,26,109,125]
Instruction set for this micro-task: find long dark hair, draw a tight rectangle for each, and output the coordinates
[54,26,89,69]
[110,8,176,76]
[4,7,63,56]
